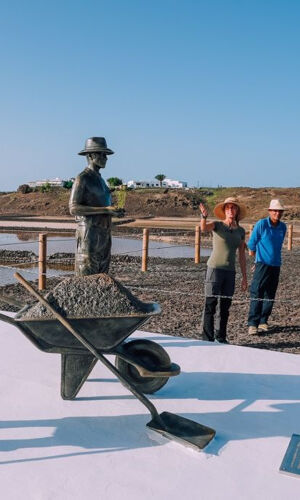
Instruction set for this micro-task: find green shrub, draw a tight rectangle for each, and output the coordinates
[40,182,52,193]
[63,180,74,189]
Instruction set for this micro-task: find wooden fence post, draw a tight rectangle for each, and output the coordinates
[195,226,200,264]
[38,233,47,290]
[287,223,293,251]
[248,224,254,256]
[142,228,149,272]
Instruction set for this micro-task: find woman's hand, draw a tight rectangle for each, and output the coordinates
[241,276,248,292]
[199,203,215,232]
[199,203,208,218]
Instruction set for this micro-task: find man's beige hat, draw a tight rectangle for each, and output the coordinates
[268,199,285,211]
[213,197,247,220]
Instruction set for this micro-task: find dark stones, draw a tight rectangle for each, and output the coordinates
[0,249,37,263]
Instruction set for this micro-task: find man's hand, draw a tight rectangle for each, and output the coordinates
[248,249,256,273]
[241,276,248,292]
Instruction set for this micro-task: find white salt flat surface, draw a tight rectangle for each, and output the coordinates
[0,312,299,499]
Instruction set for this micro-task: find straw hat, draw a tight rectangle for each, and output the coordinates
[268,199,285,211]
[213,197,247,220]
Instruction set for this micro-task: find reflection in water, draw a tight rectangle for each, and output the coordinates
[0,266,72,286]
[0,232,211,259]
[0,232,211,286]
[15,231,74,241]
[15,232,36,241]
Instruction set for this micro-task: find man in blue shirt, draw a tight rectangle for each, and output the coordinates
[247,199,286,334]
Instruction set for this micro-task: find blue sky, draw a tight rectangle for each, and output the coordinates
[0,0,299,190]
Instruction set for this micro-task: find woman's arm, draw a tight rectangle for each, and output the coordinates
[238,240,248,292]
[199,203,215,232]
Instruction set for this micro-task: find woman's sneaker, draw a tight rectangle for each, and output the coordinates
[248,326,258,335]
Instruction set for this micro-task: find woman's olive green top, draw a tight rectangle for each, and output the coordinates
[207,221,245,271]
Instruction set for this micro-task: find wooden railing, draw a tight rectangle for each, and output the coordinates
[35,223,295,288]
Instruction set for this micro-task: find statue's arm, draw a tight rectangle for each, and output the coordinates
[69,176,120,216]
[70,204,119,216]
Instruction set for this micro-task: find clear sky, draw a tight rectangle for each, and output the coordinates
[1,0,299,190]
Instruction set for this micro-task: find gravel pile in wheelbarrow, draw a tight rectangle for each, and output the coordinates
[20,274,145,319]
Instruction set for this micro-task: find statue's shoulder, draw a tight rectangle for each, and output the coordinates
[75,168,93,183]
[76,167,91,178]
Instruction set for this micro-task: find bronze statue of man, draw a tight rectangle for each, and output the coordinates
[69,137,120,276]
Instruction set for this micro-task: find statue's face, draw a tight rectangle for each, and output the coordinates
[90,152,107,169]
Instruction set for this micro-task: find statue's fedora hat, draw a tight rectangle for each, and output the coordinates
[78,137,114,156]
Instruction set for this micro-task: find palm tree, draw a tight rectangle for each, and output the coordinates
[155,174,166,187]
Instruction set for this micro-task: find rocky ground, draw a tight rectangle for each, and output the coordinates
[1,249,299,354]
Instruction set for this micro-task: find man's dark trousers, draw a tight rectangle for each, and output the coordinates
[248,262,280,327]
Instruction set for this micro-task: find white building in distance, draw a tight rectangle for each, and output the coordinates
[27,177,65,188]
[127,178,187,189]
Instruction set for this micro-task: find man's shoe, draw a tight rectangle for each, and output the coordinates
[258,323,271,332]
[248,326,258,335]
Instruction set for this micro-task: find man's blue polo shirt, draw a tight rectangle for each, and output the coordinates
[247,217,286,266]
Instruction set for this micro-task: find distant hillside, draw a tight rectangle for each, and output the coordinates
[0,186,299,221]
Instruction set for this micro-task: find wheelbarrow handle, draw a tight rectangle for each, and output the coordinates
[13,272,162,424]
[0,312,16,326]
[0,294,26,309]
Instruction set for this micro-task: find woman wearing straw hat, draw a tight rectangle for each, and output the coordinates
[199,197,248,343]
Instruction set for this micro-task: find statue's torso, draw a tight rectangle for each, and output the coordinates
[70,168,112,275]
[71,168,112,229]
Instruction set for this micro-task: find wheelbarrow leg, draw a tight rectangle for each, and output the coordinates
[14,272,216,451]
[61,353,97,400]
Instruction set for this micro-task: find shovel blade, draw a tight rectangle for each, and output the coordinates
[147,411,215,451]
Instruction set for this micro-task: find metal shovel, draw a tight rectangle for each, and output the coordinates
[14,272,215,451]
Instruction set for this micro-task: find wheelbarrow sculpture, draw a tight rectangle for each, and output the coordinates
[0,273,215,451]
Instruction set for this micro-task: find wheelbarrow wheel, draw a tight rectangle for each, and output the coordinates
[115,339,171,394]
